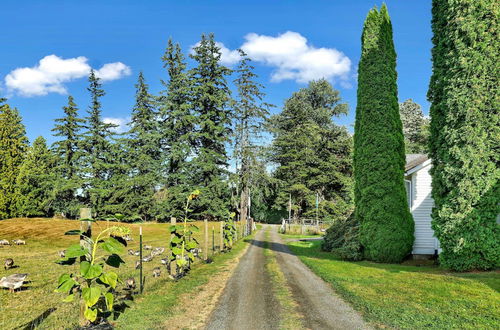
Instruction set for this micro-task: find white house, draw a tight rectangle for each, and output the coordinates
[404,154,440,256]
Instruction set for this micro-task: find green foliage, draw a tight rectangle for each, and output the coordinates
[80,70,117,217]
[233,50,271,223]
[428,0,499,271]
[0,100,29,219]
[223,212,237,250]
[169,190,201,276]
[189,34,232,219]
[322,215,363,261]
[399,99,430,153]
[14,136,57,217]
[109,72,160,221]
[51,95,85,217]
[354,5,414,263]
[56,217,131,324]
[156,39,195,220]
[269,79,353,221]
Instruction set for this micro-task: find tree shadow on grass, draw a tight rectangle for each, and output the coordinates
[14,307,57,330]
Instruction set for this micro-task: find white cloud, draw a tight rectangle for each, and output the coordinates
[95,62,131,82]
[4,55,131,97]
[215,31,351,84]
[103,117,130,133]
[241,31,351,83]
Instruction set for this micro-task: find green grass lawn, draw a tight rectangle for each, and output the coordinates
[287,240,500,329]
[0,217,229,329]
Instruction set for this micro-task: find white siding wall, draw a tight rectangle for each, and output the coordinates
[408,164,438,254]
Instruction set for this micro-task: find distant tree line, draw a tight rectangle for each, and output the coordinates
[3,33,403,224]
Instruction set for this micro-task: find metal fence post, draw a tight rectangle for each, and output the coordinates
[139,226,143,294]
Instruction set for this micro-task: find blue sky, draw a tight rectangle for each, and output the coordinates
[1,0,432,144]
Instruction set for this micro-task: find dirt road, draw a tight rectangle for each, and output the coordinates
[205,225,369,330]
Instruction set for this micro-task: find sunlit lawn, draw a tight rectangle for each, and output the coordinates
[288,240,500,329]
[0,217,227,329]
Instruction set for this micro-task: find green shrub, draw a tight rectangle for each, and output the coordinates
[322,215,363,261]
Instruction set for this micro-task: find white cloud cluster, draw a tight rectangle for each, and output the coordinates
[103,117,130,133]
[4,55,131,97]
[219,31,351,84]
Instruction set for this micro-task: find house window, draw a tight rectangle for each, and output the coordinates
[405,179,412,209]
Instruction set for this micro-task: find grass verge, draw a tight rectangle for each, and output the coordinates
[287,240,500,329]
[113,230,256,329]
[263,229,304,329]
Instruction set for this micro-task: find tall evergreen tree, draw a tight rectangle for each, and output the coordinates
[269,80,353,222]
[15,136,56,217]
[0,100,28,219]
[51,95,85,216]
[233,50,270,226]
[399,99,429,153]
[114,72,160,221]
[428,0,499,270]
[80,70,116,216]
[354,5,414,263]
[189,33,232,219]
[157,39,195,219]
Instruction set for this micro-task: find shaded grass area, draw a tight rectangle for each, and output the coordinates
[0,218,224,329]
[114,231,255,329]
[263,229,304,329]
[287,240,500,329]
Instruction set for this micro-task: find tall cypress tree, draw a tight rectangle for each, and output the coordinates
[15,136,56,217]
[354,5,414,263]
[233,50,270,226]
[0,99,28,219]
[51,95,85,216]
[157,39,195,219]
[428,0,499,270]
[189,33,232,219]
[81,70,116,216]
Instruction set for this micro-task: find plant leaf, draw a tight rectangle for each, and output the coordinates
[101,237,123,254]
[64,229,83,236]
[62,294,74,302]
[56,277,77,293]
[84,264,103,279]
[104,292,114,311]
[172,247,182,255]
[84,306,98,322]
[58,273,71,286]
[105,254,125,268]
[65,244,87,258]
[100,271,118,289]
[82,287,101,307]
[80,261,91,276]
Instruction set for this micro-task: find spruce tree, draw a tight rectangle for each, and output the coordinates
[354,5,414,263]
[157,39,195,219]
[80,70,116,216]
[189,33,232,219]
[0,100,28,219]
[117,72,160,221]
[269,80,353,221]
[15,136,56,217]
[233,50,270,226]
[51,95,85,216]
[428,0,499,270]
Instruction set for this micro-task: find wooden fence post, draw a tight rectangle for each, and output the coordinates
[204,219,208,261]
[220,221,224,252]
[139,226,143,293]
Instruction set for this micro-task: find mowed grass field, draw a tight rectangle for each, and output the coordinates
[0,217,225,329]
